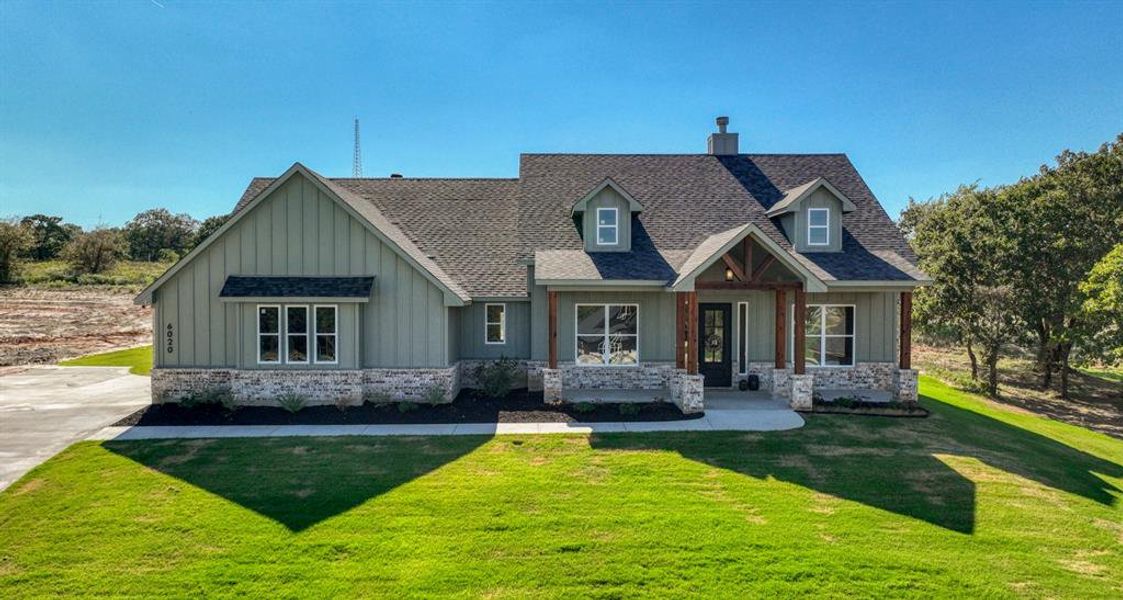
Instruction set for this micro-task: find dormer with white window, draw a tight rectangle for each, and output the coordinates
[766,177,857,253]
[571,177,643,252]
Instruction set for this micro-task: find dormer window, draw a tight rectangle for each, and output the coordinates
[596,208,618,245]
[807,208,830,246]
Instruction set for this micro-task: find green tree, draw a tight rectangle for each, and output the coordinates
[19,214,79,260]
[189,214,229,251]
[0,218,32,283]
[123,209,198,261]
[1077,243,1123,365]
[1004,135,1123,397]
[64,227,126,275]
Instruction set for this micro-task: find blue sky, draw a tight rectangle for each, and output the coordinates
[1,0,1121,227]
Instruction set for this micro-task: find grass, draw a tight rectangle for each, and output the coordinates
[1079,365,1123,384]
[16,260,170,289]
[58,345,153,375]
[1,376,1120,597]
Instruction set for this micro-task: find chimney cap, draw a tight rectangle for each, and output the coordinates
[715,116,729,133]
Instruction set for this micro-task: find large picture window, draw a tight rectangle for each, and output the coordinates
[258,304,338,365]
[596,207,618,245]
[314,305,337,364]
[485,303,506,344]
[802,305,855,366]
[807,208,830,246]
[257,305,280,364]
[576,304,638,365]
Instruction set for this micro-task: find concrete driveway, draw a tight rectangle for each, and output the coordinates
[0,366,150,491]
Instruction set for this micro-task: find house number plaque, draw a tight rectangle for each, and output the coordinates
[166,323,174,354]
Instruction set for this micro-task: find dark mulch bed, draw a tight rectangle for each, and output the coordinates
[802,401,930,418]
[112,389,700,427]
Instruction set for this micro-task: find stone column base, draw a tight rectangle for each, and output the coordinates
[789,374,813,410]
[669,369,704,414]
[894,368,919,404]
[542,368,563,404]
[772,368,792,399]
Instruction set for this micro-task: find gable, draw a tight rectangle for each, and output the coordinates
[136,164,470,306]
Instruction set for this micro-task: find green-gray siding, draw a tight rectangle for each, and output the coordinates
[454,301,532,359]
[154,173,449,369]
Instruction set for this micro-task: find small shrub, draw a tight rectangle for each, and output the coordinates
[363,390,392,404]
[178,392,204,409]
[475,356,520,400]
[397,401,420,414]
[277,392,307,414]
[573,402,597,414]
[617,403,641,416]
[424,385,446,404]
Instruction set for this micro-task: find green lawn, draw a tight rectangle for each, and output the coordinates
[1,376,1120,597]
[58,345,153,375]
[1079,365,1123,384]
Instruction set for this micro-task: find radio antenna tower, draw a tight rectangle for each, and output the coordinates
[352,117,363,177]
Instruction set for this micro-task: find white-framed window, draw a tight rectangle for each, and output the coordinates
[285,305,310,364]
[314,305,338,364]
[807,208,830,246]
[257,305,281,364]
[737,301,748,375]
[798,304,855,367]
[596,207,619,245]
[576,304,638,365]
[485,303,506,344]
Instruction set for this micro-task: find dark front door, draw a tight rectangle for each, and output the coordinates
[698,303,732,387]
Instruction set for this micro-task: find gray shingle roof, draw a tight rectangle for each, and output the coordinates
[219,276,375,298]
[233,153,923,299]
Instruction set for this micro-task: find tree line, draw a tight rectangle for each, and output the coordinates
[0,209,229,283]
[901,133,1123,399]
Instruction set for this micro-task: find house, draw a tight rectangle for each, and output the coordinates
[135,117,928,413]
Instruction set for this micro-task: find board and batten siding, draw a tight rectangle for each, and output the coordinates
[455,301,532,360]
[530,290,678,363]
[154,173,449,369]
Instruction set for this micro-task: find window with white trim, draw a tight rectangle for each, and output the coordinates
[807,208,830,246]
[576,304,638,365]
[257,305,280,364]
[596,207,618,245]
[314,305,337,363]
[286,305,309,363]
[485,303,506,344]
[802,305,855,366]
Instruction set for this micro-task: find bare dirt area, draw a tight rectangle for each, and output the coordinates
[915,344,1123,438]
[0,287,151,367]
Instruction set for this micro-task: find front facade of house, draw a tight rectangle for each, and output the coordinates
[136,118,927,412]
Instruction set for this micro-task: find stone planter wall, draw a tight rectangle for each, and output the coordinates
[807,362,896,391]
[789,374,814,410]
[895,368,919,404]
[458,359,533,391]
[669,370,705,414]
[542,368,563,404]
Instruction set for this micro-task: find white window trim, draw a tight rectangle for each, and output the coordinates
[793,303,857,367]
[807,208,830,246]
[596,207,619,246]
[574,303,640,367]
[737,301,748,375]
[313,304,339,365]
[484,302,506,345]
[256,304,281,365]
[284,304,310,365]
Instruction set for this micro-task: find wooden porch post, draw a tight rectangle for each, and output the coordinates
[774,288,786,369]
[675,292,686,369]
[793,286,806,375]
[686,291,699,374]
[899,291,912,370]
[547,290,558,369]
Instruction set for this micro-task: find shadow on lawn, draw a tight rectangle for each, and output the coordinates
[103,392,1121,535]
[104,435,488,532]
[589,392,1122,534]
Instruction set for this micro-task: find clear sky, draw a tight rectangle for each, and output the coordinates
[1,0,1121,227]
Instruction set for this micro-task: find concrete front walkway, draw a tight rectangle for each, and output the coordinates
[88,399,804,441]
[1,366,150,490]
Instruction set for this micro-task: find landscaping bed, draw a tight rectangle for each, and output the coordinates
[112,388,700,426]
[805,401,930,418]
